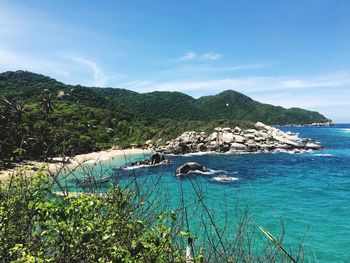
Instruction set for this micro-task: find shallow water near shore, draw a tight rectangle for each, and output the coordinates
[63,124,350,262]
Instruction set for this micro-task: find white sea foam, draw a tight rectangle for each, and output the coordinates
[211,176,239,183]
[180,151,219,157]
[314,154,333,157]
[120,163,167,170]
[342,128,350,133]
[188,169,216,175]
[183,169,228,176]
[83,157,109,164]
[121,164,149,170]
[171,151,259,157]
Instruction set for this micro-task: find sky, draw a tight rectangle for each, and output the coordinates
[0,0,349,122]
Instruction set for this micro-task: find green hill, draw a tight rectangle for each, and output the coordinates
[0,70,330,163]
[94,87,328,125]
[196,90,328,124]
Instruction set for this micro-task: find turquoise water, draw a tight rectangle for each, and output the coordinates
[63,125,350,262]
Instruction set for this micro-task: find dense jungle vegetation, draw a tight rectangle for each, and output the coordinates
[0,70,329,165]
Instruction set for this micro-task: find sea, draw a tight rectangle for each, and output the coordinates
[63,124,350,262]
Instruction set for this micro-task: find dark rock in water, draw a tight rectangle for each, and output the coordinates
[176,162,210,175]
[150,152,163,164]
[130,152,170,167]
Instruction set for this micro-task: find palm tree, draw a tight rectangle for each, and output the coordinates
[41,90,54,116]
[2,98,25,124]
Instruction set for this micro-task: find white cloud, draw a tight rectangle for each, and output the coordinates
[121,71,350,95]
[255,92,350,109]
[201,52,222,60]
[176,52,197,62]
[175,51,222,62]
[63,55,114,87]
[181,62,275,73]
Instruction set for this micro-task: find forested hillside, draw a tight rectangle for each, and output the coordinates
[0,70,329,164]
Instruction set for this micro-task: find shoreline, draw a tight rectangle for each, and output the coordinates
[0,148,151,180]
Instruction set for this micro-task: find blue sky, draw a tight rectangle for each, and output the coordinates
[0,0,349,122]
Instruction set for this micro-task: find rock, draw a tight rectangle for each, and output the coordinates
[254,137,265,142]
[275,143,290,149]
[156,123,322,155]
[176,162,210,175]
[255,122,267,129]
[244,133,255,139]
[150,152,164,164]
[207,142,219,151]
[245,129,257,133]
[222,132,235,143]
[57,90,65,98]
[221,144,230,152]
[254,131,268,139]
[233,126,242,134]
[306,142,322,149]
[179,132,191,143]
[234,135,246,143]
[145,139,152,145]
[128,153,170,168]
[230,143,247,151]
[209,132,219,141]
[195,143,207,152]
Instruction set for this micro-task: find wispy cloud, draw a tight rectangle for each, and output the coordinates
[180,62,275,73]
[256,92,350,109]
[0,48,123,87]
[175,51,222,62]
[201,52,222,60]
[121,71,350,94]
[66,56,111,86]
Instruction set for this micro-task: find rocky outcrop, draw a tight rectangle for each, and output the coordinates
[130,152,170,166]
[156,122,322,155]
[176,162,210,175]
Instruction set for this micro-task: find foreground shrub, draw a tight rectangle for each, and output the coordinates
[0,172,183,262]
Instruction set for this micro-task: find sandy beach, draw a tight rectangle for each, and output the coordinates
[0,148,151,180]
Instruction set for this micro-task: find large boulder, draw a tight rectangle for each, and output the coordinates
[176,162,210,175]
[209,132,219,141]
[233,126,242,134]
[150,152,164,164]
[222,132,235,143]
[234,135,246,143]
